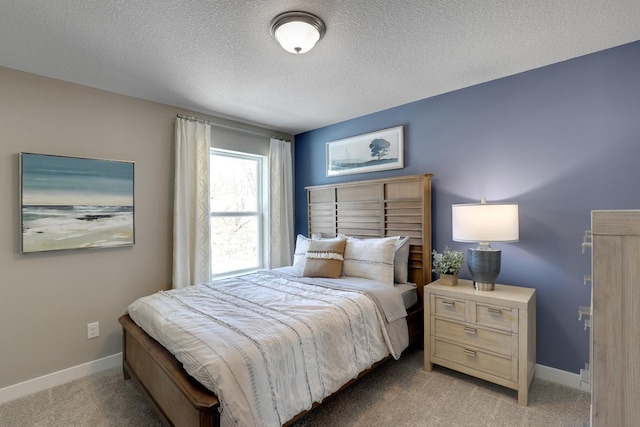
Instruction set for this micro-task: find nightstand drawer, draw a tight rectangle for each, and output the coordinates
[433,296,465,321]
[433,338,516,381]
[476,303,518,332]
[433,318,515,357]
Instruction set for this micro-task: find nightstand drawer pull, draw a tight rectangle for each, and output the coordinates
[464,327,477,335]
[441,300,455,307]
[463,349,477,357]
[488,307,503,314]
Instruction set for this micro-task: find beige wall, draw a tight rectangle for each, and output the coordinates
[0,66,292,388]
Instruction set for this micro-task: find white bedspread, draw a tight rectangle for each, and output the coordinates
[125,268,408,427]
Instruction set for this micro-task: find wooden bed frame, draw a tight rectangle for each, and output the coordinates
[119,173,433,426]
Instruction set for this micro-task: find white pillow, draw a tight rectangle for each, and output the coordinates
[394,236,411,284]
[343,236,399,286]
[293,234,311,267]
[311,233,344,240]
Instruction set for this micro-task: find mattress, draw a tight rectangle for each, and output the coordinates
[395,282,418,309]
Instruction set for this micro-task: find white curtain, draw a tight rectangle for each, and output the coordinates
[173,118,211,289]
[269,138,294,268]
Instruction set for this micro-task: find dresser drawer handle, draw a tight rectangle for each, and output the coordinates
[463,349,477,357]
[464,327,477,335]
[487,307,503,314]
[441,300,455,307]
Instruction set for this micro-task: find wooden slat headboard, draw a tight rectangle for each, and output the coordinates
[306,174,433,302]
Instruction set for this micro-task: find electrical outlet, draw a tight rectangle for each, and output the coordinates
[87,322,100,339]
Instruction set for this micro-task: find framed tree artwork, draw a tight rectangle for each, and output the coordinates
[326,126,404,177]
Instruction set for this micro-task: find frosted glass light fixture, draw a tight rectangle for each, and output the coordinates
[452,197,519,290]
[270,11,326,54]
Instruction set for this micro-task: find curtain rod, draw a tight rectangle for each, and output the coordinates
[176,114,291,142]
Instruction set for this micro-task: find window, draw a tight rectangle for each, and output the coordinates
[210,149,267,277]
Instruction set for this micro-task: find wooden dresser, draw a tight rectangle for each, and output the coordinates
[424,278,536,405]
[591,210,640,426]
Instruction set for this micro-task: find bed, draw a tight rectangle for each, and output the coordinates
[119,173,433,426]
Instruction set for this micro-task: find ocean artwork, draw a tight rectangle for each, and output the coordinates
[20,153,134,253]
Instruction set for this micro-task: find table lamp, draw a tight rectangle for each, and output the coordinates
[452,197,519,290]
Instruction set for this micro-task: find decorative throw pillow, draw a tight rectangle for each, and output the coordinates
[343,236,399,285]
[302,239,347,278]
[294,234,346,267]
[394,236,411,284]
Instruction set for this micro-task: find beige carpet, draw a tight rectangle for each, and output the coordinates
[0,348,590,426]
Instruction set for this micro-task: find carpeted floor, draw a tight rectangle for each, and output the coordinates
[0,348,590,426]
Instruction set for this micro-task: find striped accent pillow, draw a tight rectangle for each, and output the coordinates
[302,239,347,278]
[343,236,399,286]
[293,234,311,267]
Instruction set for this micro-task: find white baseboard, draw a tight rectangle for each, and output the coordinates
[0,355,588,406]
[0,353,122,405]
[536,363,590,392]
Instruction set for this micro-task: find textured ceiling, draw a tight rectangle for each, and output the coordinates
[1,1,639,135]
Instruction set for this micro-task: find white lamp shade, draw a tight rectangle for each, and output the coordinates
[452,202,519,243]
[274,20,321,54]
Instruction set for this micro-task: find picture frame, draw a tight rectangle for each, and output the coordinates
[326,126,404,177]
[20,152,135,254]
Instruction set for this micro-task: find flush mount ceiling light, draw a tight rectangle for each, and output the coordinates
[270,11,326,54]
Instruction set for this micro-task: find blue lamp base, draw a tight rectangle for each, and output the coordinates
[467,246,501,291]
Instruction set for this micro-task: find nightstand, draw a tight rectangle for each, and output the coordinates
[424,278,536,405]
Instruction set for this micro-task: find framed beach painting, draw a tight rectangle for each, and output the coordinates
[20,153,135,253]
[326,126,404,177]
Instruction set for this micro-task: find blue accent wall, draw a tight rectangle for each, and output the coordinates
[293,40,640,373]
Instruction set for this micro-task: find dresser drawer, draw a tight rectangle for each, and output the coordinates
[476,303,518,332]
[432,295,466,321]
[433,318,515,357]
[433,338,517,382]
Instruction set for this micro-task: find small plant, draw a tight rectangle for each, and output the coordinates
[432,246,465,275]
